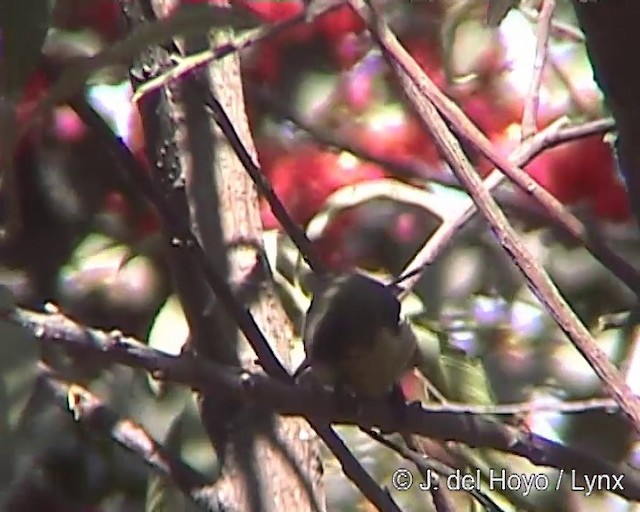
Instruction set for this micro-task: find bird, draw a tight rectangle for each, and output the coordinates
[293,273,505,511]
[292,271,420,399]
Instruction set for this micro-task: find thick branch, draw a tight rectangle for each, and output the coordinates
[7,306,640,502]
[112,2,400,510]
[116,2,328,511]
[66,83,401,512]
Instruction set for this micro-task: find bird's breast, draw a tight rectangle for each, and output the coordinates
[338,322,417,398]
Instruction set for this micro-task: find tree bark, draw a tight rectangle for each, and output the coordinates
[118,1,325,510]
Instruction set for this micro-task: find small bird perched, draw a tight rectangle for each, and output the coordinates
[293,274,505,511]
[292,272,420,399]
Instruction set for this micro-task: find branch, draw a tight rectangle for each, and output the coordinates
[7,305,640,501]
[131,0,347,101]
[521,0,555,139]
[196,14,327,509]
[398,117,617,295]
[363,429,503,512]
[187,77,324,273]
[352,0,640,433]
[68,28,400,512]
[305,179,449,243]
[253,87,618,247]
[38,367,228,511]
[68,88,285,376]
[347,1,640,297]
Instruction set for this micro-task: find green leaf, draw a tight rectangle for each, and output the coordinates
[441,352,495,404]
[0,0,53,97]
[146,295,189,395]
[412,323,447,394]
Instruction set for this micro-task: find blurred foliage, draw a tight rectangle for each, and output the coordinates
[0,0,52,97]
[1,0,639,511]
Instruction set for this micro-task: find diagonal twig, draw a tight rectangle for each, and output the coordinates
[348,0,640,297]
[397,117,617,296]
[189,77,325,273]
[38,366,219,510]
[353,0,640,434]
[131,0,347,101]
[363,428,504,512]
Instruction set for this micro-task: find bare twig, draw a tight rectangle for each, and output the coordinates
[38,367,221,510]
[305,179,449,242]
[363,429,504,512]
[520,6,585,43]
[347,1,640,298]
[132,24,284,101]
[254,85,614,237]
[189,78,324,273]
[354,0,640,433]
[131,0,346,101]
[35,308,625,415]
[398,118,618,295]
[521,0,555,139]
[7,305,640,501]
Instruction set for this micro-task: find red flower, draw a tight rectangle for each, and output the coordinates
[259,145,385,229]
